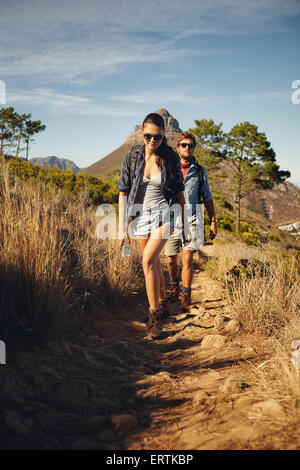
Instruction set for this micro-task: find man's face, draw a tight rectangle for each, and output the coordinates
[177,138,195,159]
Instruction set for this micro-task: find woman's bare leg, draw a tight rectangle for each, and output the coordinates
[137,224,169,310]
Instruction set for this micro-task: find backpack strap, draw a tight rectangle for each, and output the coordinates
[129,145,141,187]
[192,157,204,204]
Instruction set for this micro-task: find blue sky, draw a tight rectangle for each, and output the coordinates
[1,0,300,185]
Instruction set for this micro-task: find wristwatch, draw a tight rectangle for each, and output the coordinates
[210,218,218,224]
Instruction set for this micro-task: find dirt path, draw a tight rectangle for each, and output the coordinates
[0,243,286,450]
[124,244,271,450]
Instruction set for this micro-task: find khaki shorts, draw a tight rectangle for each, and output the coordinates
[164,222,204,256]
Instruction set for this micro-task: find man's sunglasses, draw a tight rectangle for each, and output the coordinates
[143,133,164,142]
[180,143,194,149]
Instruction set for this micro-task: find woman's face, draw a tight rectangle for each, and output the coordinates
[143,123,164,152]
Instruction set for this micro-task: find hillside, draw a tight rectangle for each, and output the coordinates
[30,156,81,174]
[210,158,300,226]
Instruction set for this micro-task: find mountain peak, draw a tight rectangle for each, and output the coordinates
[154,108,171,117]
[84,108,183,178]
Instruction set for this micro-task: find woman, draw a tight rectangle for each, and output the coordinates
[117,112,188,339]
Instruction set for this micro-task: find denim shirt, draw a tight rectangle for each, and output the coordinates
[183,159,213,223]
[117,144,185,216]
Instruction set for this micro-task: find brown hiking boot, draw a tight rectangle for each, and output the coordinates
[168,282,180,303]
[147,308,162,339]
[181,292,191,312]
[159,299,170,320]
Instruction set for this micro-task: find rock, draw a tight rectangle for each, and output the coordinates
[234,396,256,408]
[227,424,270,442]
[214,314,225,331]
[192,391,210,405]
[200,334,226,349]
[220,376,245,393]
[3,414,31,436]
[111,414,138,437]
[155,371,171,380]
[251,399,286,419]
[225,319,240,333]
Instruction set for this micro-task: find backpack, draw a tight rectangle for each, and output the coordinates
[128,145,204,204]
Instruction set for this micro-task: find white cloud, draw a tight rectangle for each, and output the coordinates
[8,88,91,106]
[109,88,289,106]
[7,87,139,116]
[0,0,299,85]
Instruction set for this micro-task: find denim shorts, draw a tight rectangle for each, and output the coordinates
[129,204,174,239]
[164,221,204,255]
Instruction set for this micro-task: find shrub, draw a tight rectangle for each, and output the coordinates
[241,231,259,246]
[269,232,281,242]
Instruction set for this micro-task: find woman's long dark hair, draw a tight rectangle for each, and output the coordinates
[142,113,173,170]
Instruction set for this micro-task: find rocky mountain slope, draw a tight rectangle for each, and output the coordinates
[211,158,300,226]
[84,108,182,179]
[30,156,81,174]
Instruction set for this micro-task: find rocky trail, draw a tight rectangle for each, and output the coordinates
[0,244,290,450]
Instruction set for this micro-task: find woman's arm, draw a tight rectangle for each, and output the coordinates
[118,191,130,248]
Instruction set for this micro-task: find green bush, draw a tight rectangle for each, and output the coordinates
[241,231,259,246]
[269,233,281,242]
[4,157,119,207]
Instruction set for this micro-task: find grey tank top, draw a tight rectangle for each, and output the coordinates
[135,172,168,209]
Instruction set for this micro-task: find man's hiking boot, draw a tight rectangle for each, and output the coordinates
[147,308,162,339]
[159,299,170,320]
[181,292,191,312]
[168,281,180,303]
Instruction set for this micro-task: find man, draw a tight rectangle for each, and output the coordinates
[165,131,217,312]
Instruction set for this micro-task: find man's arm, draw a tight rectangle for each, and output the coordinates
[204,198,217,240]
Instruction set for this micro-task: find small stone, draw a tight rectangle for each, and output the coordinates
[192,391,210,405]
[225,319,241,333]
[220,376,245,393]
[111,414,137,437]
[201,334,226,349]
[251,399,286,419]
[155,371,171,380]
[234,396,255,408]
[214,314,225,330]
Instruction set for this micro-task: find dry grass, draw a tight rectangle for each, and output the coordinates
[206,239,300,437]
[243,319,300,432]
[211,241,300,335]
[0,162,144,345]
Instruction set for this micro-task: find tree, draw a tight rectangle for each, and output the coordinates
[0,107,46,160]
[189,118,226,188]
[14,112,31,157]
[189,118,225,154]
[23,116,46,160]
[226,121,290,232]
[0,107,16,155]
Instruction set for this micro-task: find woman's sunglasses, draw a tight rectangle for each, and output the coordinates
[180,143,194,149]
[143,133,164,142]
